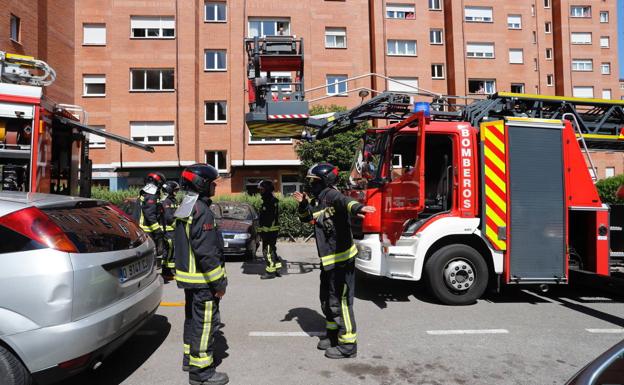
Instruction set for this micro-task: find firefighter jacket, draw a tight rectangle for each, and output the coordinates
[174,195,227,291]
[258,195,280,233]
[298,187,364,271]
[135,191,164,235]
[161,195,179,233]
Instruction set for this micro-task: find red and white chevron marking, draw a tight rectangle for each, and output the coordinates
[268,114,309,120]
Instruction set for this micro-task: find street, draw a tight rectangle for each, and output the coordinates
[60,243,624,385]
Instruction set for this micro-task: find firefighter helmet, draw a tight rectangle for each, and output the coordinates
[145,171,166,188]
[257,179,275,194]
[162,180,180,196]
[181,164,219,196]
[306,163,339,187]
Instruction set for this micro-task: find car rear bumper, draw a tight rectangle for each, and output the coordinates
[222,238,250,255]
[6,275,163,383]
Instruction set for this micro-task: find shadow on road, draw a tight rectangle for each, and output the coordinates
[355,271,438,309]
[58,314,171,385]
[281,307,326,336]
[241,259,320,276]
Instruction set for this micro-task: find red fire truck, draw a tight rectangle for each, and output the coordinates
[0,52,153,196]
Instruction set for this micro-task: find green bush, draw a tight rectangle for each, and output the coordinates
[596,174,624,204]
[91,186,140,206]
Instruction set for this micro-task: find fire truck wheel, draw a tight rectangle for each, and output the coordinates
[0,345,31,385]
[425,244,488,305]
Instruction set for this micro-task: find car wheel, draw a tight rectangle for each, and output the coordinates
[424,244,488,306]
[0,346,31,385]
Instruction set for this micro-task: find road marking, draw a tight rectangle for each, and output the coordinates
[586,328,624,334]
[579,297,613,302]
[160,301,185,307]
[249,331,325,337]
[426,329,509,335]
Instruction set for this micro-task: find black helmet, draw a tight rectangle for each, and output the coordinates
[145,171,166,188]
[257,179,274,194]
[181,164,219,195]
[162,180,180,196]
[306,163,339,187]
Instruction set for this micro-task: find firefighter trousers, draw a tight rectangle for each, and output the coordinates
[183,289,221,381]
[164,231,175,269]
[261,231,282,273]
[319,261,357,354]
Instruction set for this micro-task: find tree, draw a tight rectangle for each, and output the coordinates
[595,174,624,204]
[295,104,367,186]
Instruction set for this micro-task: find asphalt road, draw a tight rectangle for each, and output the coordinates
[60,243,624,385]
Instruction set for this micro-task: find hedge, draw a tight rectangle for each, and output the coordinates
[595,174,624,205]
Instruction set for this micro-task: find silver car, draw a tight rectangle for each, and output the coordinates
[0,192,163,385]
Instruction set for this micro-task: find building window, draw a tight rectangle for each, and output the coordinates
[88,126,106,148]
[532,31,537,44]
[248,18,290,37]
[83,75,106,97]
[388,77,419,92]
[507,15,522,29]
[531,4,535,16]
[249,135,292,144]
[130,69,175,91]
[468,79,495,94]
[205,101,227,123]
[429,29,443,44]
[511,83,525,93]
[429,0,441,10]
[387,39,417,56]
[431,64,444,79]
[466,43,494,58]
[9,14,20,42]
[386,4,415,19]
[600,11,609,23]
[205,50,227,71]
[206,151,227,172]
[130,16,175,38]
[544,22,552,34]
[544,0,551,8]
[546,74,554,86]
[205,2,226,22]
[326,75,348,95]
[325,27,347,48]
[600,36,610,48]
[545,48,553,60]
[606,167,615,178]
[281,175,302,195]
[508,49,523,64]
[602,89,612,100]
[573,86,594,98]
[571,59,593,72]
[83,24,106,45]
[571,32,592,44]
[601,63,611,75]
[130,121,175,145]
[570,6,591,18]
[464,7,493,22]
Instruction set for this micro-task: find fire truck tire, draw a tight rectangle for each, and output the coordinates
[0,345,31,385]
[424,244,488,305]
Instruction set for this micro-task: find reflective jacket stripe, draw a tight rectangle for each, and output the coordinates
[258,225,280,232]
[320,244,358,267]
[175,266,225,284]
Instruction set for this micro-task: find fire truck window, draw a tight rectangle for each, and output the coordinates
[0,116,32,192]
[424,135,454,213]
[390,135,417,180]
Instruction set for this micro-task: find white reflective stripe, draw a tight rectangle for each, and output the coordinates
[320,244,358,266]
[189,355,213,368]
[347,200,358,212]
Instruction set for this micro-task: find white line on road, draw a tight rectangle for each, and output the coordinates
[249,331,325,337]
[586,328,624,334]
[426,329,509,335]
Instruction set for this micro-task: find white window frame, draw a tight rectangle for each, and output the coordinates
[573,86,594,98]
[544,21,552,34]
[248,18,290,38]
[130,16,175,39]
[88,126,106,149]
[571,32,592,45]
[387,39,417,56]
[206,151,227,172]
[545,48,553,60]
[600,11,609,23]
[205,101,227,123]
[571,59,593,72]
[430,29,443,45]
[204,1,227,23]
[325,27,347,49]
[386,4,416,20]
[249,134,293,145]
[83,23,106,45]
[546,74,554,86]
[511,83,525,93]
[204,50,227,71]
[388,77,419,92]
[130,69,175,92]
[507,15,522,29]
[544,0,551,8]
[600,36,610,48]
[601,63,611,75]
[130,121,175,145]
[602,89,612,100]
[431,64,444,79]
[570,6,591,18]
[429,0,441,10]
[326,75,348,96]
[466,42,494,58]
[605,167,615,178]
[464,6,493,23]
[83,75,106,97]
[468,79,496,94]
[508,49,524,64]
[281,175,303,195]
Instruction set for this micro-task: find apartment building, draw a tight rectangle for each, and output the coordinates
[75,0,622,192]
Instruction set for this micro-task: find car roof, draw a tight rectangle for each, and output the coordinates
[0,192,96,216]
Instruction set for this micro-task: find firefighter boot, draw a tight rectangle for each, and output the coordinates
[189,372,229,385]
[260,272,276,280]
[325,344,357,359]
[317,330,338,350]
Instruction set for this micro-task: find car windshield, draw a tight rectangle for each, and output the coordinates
[218,203,252,220]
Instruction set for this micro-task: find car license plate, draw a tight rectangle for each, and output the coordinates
[119,256,150,283]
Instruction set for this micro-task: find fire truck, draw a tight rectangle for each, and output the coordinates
[245,37,624,305]
[0,52,153,197]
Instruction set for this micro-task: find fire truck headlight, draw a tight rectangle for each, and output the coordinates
[357,245,372,261]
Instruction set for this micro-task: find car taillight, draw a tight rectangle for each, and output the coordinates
[0,207,78,252]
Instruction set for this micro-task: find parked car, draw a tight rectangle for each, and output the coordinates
[0,192,163,385]
[565,339,624,384]
[211,201,260,259]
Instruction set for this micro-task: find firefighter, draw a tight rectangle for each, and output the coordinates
[134,172,166,257]
[161,180,180,280]
[257,179,283,279]
[175,164,228,385]
[293,163,375,359]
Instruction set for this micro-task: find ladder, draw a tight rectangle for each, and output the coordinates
[0,51,56,87]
